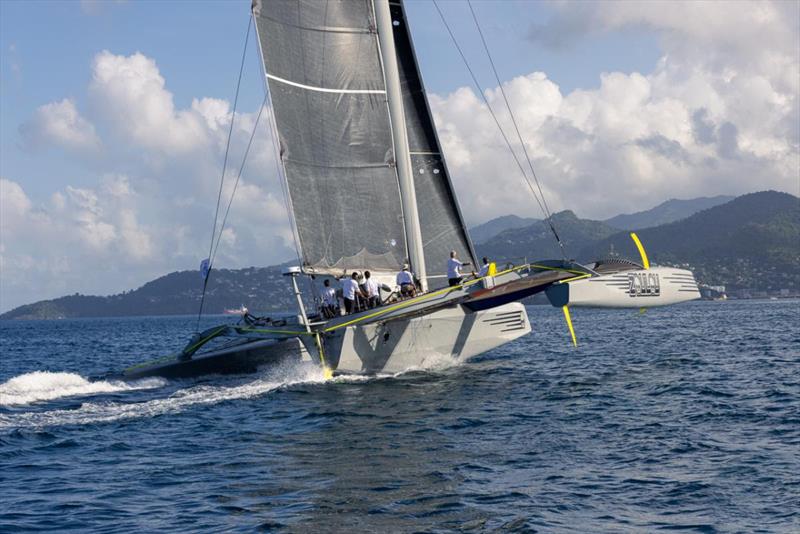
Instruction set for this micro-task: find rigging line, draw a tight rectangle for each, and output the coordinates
[208,15,253,266]
[466,0,565,256]
[196,14,253,331]
[210,94,268,266]
[430,0,547,217]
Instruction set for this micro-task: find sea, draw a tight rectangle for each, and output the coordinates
[1,300,798,533]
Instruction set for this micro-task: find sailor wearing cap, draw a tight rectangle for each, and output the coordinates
[396,264,416,298]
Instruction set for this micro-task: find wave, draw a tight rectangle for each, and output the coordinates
[0,355,462,430]
[0,362,326,429]
[0,371,166,407]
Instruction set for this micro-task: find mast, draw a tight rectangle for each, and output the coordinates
[374,0,428,292]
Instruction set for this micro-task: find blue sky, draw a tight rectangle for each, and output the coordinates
[1,0,797,311]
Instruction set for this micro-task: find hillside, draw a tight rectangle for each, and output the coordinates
[604,195,735,230]
[3,191,797,319]
[582,191,800,293]
[470,214,539,245]
[0,266,298,320]
[476,210,618,263]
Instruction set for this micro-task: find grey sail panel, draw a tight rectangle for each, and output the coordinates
[388,0,476,286]
[253,0,407,274]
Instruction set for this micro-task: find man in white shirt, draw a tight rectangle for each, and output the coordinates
[396,264,416,298]
[477,257,491,278]
[447,250,471,287]
[320,278,339,318]
[364,270,381,308]
[341,272,366,314]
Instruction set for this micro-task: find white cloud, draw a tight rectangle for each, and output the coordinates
[5,52,295,311]
[19,98,101,154]
[5,1,798,311]
[89,51,209,153]
[434,0,799,222]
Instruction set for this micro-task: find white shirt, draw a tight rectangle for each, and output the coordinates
[447,258,465,278]
[478,263,490,277]
[396,270,413,285]
[322,287,337,306]
[365,278,380,298]
[341,278,359,300]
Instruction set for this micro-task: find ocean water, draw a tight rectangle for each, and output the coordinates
[1,300,798,532]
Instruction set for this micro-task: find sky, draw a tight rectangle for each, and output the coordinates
[1,0,798,312]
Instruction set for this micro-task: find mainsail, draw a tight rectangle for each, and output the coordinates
[253,0,475,286]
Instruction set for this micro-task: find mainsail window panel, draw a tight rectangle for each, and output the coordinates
[254,0,409,273]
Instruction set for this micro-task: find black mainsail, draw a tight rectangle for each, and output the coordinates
[388,0,475,287]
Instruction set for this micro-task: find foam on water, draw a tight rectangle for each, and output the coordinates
[0,371,166,407]
[0,355,461,430]
[0,362,328,429]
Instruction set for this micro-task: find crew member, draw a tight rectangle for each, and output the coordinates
[321,279,339,318]
[447,250,470,287]
[341,272,366,314]
[477,256,491,278]
[364,270,381,308]
[396,264,416,298]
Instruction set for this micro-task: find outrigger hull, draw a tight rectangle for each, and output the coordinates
[120,337,307,380]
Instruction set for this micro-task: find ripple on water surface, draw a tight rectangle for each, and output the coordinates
[0,301,798,532]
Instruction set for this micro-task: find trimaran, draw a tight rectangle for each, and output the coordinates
[121,0,700,380]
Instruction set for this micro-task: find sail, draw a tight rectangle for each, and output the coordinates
[388,0,477,286]
[252,0,407,275]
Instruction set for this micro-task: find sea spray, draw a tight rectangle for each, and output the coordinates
[0,361,326,429]
[0,371,166,407]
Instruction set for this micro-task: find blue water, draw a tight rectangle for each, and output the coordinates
[1,300,798,532]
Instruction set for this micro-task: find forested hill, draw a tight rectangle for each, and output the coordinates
[580,191,800,293]
[2,191,797,319]
[603,195,735,230]
[0,266,299,320]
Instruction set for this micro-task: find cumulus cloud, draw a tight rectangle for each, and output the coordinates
[433,0,799,222]
[89,51,209,153]
[4,52,295,311]
[4,1,799,310]
[19,98,101,154]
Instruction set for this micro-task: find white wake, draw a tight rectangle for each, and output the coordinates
[0,356,462,430]
[0,363,326,429]
[0,371,166,407]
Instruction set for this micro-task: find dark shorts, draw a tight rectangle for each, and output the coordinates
[344,298,355,314]
[448,277,463,287]
[400,283,415,295]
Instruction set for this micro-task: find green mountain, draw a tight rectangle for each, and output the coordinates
[3,191,797,320]
[0,266,298,320]
[469,214,539,245]
[476,210,618,263]
[582,191,800,292]
[604,195,735,230]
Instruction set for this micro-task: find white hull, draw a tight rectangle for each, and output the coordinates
[324,302,531,374]
[565,267,700,308]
